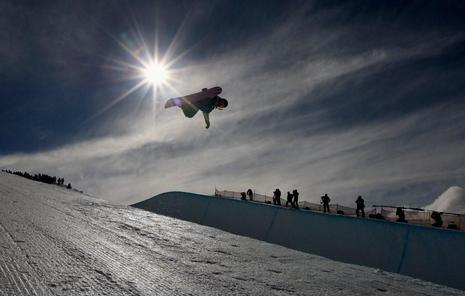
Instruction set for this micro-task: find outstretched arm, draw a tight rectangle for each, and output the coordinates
[203,112,210,129]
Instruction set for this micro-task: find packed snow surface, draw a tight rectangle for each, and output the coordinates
[425,186,465,214]
[0,173,464,295]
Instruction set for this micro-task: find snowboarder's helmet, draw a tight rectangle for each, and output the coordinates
[217,98,228,109]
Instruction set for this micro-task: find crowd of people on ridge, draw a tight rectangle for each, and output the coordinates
[239,188,369,216]
[233,188,459,229]
[2,169,73,189]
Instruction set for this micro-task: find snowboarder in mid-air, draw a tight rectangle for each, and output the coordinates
[164,86,228,129]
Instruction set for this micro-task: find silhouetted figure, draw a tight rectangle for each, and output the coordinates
[321,194,331,213]
[396,207,407,223]
[292,189,299,209]
[240,192,246,200]
[67,183,72,189]
[286,191,293,207]
[431,211,443,227]
[355,196,365,217]
[246,189,253,201]
[172,90,228,129]
[273,188,281,205]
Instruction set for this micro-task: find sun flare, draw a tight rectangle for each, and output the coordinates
[142,62,168,87]
[86,19,192,123]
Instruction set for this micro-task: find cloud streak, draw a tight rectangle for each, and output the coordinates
[1,2,465,207]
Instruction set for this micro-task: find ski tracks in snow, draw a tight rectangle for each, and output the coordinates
[0,223,48,296]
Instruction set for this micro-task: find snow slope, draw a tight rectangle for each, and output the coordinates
[425,186,465,214]
[1,173,464,295]
[133,191,465,291]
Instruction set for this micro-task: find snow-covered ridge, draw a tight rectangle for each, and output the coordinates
[133,191,465,291]
[425,186,465,214]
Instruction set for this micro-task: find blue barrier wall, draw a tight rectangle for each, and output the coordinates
[132,192,465,291]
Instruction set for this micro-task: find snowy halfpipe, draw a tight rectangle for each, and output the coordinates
[133,191,465,291]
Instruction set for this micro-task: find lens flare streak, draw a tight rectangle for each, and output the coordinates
[86,16,194,123]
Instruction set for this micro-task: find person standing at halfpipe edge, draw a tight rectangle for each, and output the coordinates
[356,195,365,217]
[292,189,299,209]
[321,194,331,213]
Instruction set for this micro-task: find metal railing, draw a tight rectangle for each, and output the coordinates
[214,189,464,231]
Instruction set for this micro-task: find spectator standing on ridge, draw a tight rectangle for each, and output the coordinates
[246,189,254,201]
[355,195,365,217]
[321,194,331,213]
[292,189,299,209]
[286,191,294,207]
[273,189,281,205]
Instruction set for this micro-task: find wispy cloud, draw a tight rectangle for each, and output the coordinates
[1,3,464,207]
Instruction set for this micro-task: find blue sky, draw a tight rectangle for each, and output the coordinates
[1,0,465,206]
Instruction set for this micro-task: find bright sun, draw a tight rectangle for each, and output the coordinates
[142,62,167,86]
[88,23,186,122]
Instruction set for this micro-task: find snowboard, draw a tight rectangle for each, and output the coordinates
[164,86,222,108]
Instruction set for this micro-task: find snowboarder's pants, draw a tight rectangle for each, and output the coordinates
[180,101,199,118]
